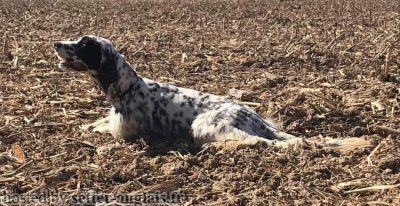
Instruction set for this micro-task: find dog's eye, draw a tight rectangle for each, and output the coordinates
[78,42,86,48]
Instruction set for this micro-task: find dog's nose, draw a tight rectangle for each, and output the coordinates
[53,42,62,48]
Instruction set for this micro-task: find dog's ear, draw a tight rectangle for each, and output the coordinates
[98,49,120,97]
[76,38,102,71]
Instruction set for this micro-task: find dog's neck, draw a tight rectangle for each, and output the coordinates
[92,52,142,106]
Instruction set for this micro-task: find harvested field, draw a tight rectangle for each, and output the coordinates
[0,0,399,205]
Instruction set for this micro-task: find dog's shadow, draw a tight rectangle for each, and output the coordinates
[124,136,202,157]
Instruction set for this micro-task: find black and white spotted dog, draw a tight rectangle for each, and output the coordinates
[54,35,369,150]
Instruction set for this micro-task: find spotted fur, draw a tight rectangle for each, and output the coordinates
[54,35,301,147]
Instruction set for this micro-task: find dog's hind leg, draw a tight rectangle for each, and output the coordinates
[191,109,302,151]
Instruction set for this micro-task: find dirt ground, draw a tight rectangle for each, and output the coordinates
[0,0,399,205]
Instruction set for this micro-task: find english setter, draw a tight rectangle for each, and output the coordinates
[53,36,370,150]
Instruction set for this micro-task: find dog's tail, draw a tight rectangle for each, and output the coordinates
[313,136,372,153]
[200,125,372,153]
[273,132,372,153]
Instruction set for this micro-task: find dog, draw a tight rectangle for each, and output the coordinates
[53,35,370,151]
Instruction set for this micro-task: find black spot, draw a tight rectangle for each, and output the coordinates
[160,87,168,93]
[135,102,148,112]
[170,88,179,94]
[138,91,144,98]
[186,118,192,125]
[193,111,198,116]
[188,101,194,107]
[200,95,210,102]
[154,101,160,109]
[160,98,169,107]
[159,108,167,117]
[219,125,227,133]
[171,119,181,127]
[179,112,183,117]
[213,111,226,122]
[150,97,155,101]
[114,108,121,114]
[134,84,141,91]
[180,102,186,107]
[149,83,160,92]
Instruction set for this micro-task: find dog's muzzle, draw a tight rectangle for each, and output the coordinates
[53,42,87,71]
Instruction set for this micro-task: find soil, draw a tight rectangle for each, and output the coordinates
[0,0,399,205]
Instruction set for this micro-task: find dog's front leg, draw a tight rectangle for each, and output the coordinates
[80,116,110,134]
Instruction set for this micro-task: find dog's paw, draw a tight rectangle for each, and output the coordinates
[80,124,94,131]
[80,124,109,134]
[92,124,109,134]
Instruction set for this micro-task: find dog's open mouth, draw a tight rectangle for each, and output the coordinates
[55,53,87,71]
[58,59,87,71]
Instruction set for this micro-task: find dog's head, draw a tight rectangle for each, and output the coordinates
[54,35,123,93]
[53,35,116,73]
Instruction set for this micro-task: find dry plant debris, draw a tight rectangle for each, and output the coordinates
[0,0,399,205]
